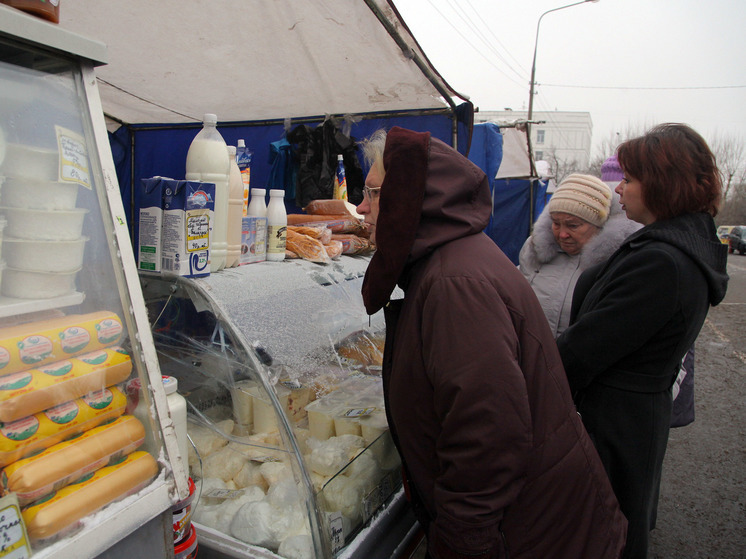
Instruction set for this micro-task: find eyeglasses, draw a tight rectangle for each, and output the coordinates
[363,185,381,200]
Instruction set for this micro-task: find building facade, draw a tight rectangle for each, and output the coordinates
[475,110,593,174]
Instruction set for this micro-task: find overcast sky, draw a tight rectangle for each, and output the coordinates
[393,0,746,156]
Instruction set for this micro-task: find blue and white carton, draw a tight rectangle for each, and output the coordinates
[137,177,215,277]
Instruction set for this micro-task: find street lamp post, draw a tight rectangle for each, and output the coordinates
[527,0,600,124]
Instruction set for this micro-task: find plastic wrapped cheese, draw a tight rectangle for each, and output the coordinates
[229,479,309,550]
[0,386,127,467]
[0,311,124,377]
[21,450,157,542]
[0,346,132,423]
[203,445,249,483]
[2,415,145,505]
[278,534,314,559]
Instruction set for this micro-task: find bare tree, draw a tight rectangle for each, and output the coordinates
[710,133,746,201]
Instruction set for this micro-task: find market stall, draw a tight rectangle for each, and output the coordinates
[20,2,477,557]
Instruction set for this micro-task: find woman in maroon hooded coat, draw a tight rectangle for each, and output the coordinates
[356,127,626,559]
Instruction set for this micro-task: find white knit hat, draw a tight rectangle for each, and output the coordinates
[546,173,612,227]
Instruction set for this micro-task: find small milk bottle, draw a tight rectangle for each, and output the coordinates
[266,189,287,261]
[227,145,244,268]
[185,114,229,271]
[246,188,268,262]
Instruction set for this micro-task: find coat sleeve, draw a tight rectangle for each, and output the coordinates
[421,276,531,559]
[557,246,680,393]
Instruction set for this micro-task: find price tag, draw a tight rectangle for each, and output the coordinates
[56,126,91,189]
[327,511,345,554]
[342,407,377,418]
[0,494,31,559]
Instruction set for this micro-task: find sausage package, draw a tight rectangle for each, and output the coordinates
[0,346,132,423]
[2,415,145,505]
[22,450,158,542]
[0,311,124,377]
[0,386,127,467]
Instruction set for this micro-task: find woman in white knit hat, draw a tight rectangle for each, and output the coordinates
[519,173,640,337]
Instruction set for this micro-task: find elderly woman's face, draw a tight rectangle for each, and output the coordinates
[356,165,384,244]
[550,212,600,255]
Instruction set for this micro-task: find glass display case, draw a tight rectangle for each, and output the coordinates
[0,6,188,558]
[139,255,418,559]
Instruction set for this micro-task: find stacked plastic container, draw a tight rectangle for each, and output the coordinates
[0,143,87,300]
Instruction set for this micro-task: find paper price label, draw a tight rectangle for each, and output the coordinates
[327,511,345,554]
[56,126,91,189]
[0,494,31,559]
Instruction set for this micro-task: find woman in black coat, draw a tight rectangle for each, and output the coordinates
[556,123,729,559]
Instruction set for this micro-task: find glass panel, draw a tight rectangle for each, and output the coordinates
[140,265,401,558]
[0,37,165,551]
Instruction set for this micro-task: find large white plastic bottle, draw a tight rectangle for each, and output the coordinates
[226,145,244,268]
[185,113,229,271]
[266,189,287,262]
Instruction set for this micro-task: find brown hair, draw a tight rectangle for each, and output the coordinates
[616,123,722,219]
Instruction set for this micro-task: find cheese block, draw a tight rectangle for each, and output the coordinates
[0,311,124,377]
[22,450,158,542]
[2,415,145,505]
[306,399,338,441]
[0,386,127,467]
[0,346,132,423]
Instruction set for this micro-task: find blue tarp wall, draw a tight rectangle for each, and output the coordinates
[468,122,548,264]
[110,111,471,238]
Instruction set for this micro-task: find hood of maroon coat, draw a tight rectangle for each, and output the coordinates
[362,127,492,314]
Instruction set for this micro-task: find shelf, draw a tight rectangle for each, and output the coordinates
[0,291,85,318]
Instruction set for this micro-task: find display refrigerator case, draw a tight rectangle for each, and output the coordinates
[139,256,420,559]
[0,6,189,558]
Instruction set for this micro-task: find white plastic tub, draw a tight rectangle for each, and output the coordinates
[1,177,79,210]
[1,267,80,299]
[0,143,59,181]
[2,236,88,273]
[1,207,87,241]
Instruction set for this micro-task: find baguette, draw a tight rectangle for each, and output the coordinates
[2,415,145,505]
[286,229,330,264]
[22,450,158,542]
[0,346,132,423]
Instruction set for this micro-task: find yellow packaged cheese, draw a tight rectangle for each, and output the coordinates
[22,450,158,542]
[2,415,145,505]
[0,311,124,377]
[0,346,132,423]
[0,386,127,467]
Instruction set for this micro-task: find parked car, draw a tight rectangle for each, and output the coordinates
[718,225,735,245]
[728,226,746,254]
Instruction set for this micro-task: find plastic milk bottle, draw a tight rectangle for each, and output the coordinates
[185,114,229,271]
[227,145,244,268]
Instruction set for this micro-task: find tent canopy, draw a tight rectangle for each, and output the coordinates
[59,0,468,127]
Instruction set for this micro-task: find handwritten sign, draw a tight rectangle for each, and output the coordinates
[56,126,91,189]
[0,494,31,559]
